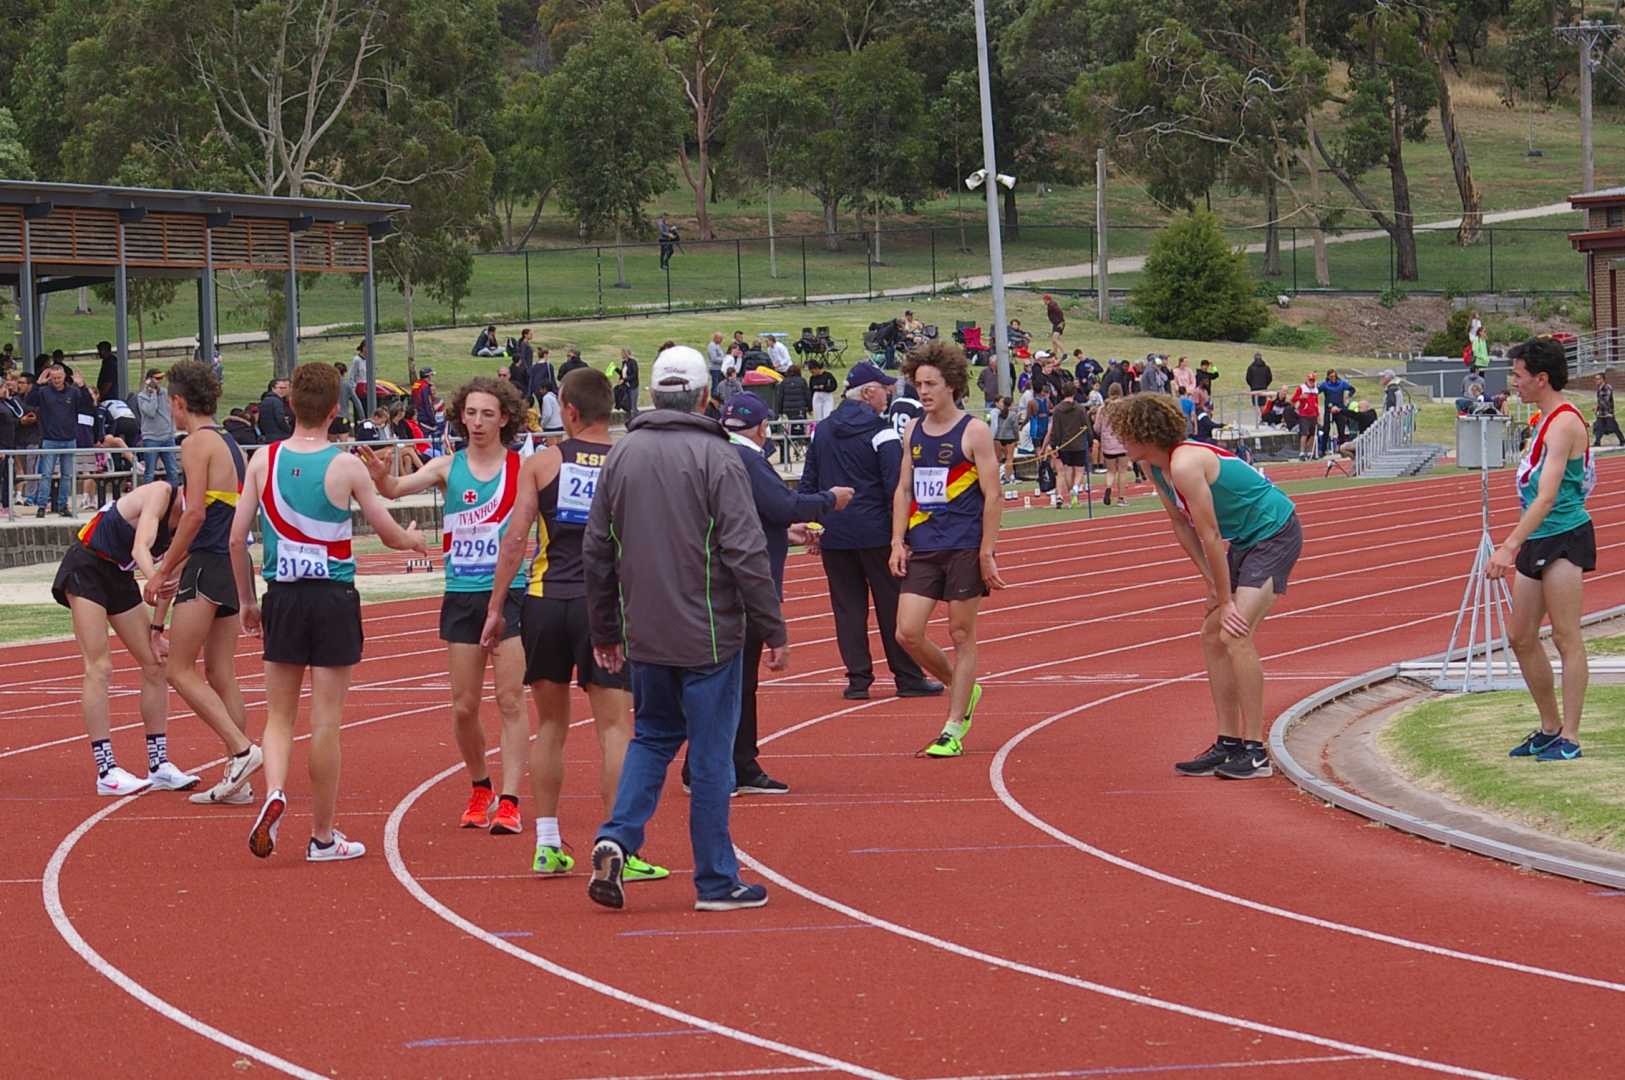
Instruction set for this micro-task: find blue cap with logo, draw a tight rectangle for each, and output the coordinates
[721,392,776,430]
[845,360,896,390]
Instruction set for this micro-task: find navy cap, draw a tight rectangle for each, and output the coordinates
[845,360,896,390]
[722,392,776,430]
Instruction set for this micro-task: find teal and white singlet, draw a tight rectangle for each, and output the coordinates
[258,442,355,583]
[442,449,526,593]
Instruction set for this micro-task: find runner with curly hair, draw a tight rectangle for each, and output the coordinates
[1106,393,1302,780]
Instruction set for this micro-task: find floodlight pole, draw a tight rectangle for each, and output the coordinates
[973,0,1011,399]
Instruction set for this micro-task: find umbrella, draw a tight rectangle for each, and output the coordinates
[360,378,406,399]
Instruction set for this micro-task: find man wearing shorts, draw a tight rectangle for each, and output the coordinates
[1040,378,1089,509]
[1489,337,1596,762]
[54,479,199,795]
[367,376,531,833]
[143,361,262,805]
[231,363,426,862]
[1110,393,1302,780]
[480,368,669,882]
[890,341,1007,758]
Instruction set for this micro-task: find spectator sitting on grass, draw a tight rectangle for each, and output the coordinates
[473,324,503,357]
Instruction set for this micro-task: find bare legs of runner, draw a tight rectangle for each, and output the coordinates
[528,682,633,819]
[1508,562,1588,741]
[896,594,982,732]
[167,600,252,754]
[448,639,528,795]
[1198,584,1276,742]
[74,598,168,745]
[262,663,354,842]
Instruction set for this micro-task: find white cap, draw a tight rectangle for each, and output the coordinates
[652,346,709,392]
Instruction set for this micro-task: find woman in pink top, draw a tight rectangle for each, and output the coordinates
[1171,357,1198,395]
[1096,383,1131,507]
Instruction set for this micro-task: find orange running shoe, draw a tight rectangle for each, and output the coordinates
[460,785,496,828]
[489,798,522,835]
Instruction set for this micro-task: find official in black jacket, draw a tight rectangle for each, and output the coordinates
[799,362,942,700]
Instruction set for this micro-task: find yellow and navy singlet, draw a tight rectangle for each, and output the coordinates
[528,437,610,601]
[79,488,179,571]
[257,441,355,584]
[443,449,526,593]
[187,425,246,556]
[906,413,984,552]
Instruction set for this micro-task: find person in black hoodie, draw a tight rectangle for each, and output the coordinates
[258,377,294,442]
[1245,352,1272,408]
[799,361,943,700]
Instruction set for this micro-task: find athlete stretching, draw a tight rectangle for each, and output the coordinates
[889,340,1006,758]
[366,376,530,833]
[480,368,668,883]
[53,479,199,795]
[1489,337,1596,762]
[143,360,261,804]
[232,363,427,862]
[1110,393,1302,780]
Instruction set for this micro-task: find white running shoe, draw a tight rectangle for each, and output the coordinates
[306,830,366,862]
[190,779,255,805]
[249,790,286,859]
[97,766,153,797]
[220,743,263,796]
[145,762,201,791]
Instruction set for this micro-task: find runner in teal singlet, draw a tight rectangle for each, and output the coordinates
[1489,337,1596,762]
[232,363,426,862]
[1112,392,1303,781]
[366,375,533,834]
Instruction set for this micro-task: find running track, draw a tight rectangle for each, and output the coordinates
[3,463,1623,1080]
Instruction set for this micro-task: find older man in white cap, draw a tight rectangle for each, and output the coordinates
[583,345,789,913]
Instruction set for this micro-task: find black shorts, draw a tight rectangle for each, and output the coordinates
[1104,451,1126,461]
[996,437,1017,447]
[440,588,522,645]
[1517,520,1596,579]
[521,594,629,690]
[1058,449,1088,467]
[175,550,240,616]
[902,548,988,602]
[52,544,142,615]
[262,580,364,667]
[1227,514,1304,596]
[1297,414,1317,438]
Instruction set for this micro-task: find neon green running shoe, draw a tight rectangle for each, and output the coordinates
[532,845,575,875]
[623,854,670,882]
[963,682,983,732]
[921,732,964,758]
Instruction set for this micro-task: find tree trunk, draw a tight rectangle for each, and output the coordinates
[514,192,549,251]
[1002,184,1020,240]
[957,186,969,253]
[1433,59,1483,244]
[136,310,146,358]
[766,170,778,279]
[1389,149,1419,282]
[614,222,627,288]
[1263,173,1282,277]
[822,197,840,252]
[403,274,417,367]
[1297,0,1330,287]
[872,194,883,265]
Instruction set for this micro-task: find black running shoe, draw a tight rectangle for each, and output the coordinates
[735,771,790,795]
[1215,747,1273,780]
[895,680,945,698]
[842,683,872,700]
[1174,740,1233,777]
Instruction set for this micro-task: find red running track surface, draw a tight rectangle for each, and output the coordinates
[2,464,1623,1080]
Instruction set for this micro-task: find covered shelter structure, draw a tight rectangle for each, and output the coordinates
[1569,186,1625,367]
[0,180,404,410]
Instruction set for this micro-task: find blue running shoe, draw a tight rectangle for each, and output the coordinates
[1509,730,1561,758]
[1536,738,1583,762]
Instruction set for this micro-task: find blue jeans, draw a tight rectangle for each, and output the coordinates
[599,653,744,900]
[139,436,180,485]
[40,439,76,511]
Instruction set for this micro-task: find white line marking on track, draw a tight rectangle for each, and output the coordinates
[923,1056,1368,1080]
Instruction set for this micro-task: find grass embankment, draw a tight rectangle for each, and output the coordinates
[1383,687,1625,853]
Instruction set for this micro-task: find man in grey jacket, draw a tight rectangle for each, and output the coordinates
[584,346,787,913]
[129,368,179,483]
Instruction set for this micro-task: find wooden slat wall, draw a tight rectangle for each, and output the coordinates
[0,206,19,259]
[124,213,207,267]
[212,218,291,271]
[21,207,120,264]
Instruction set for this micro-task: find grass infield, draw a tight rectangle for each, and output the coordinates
[1382,687,1625,854]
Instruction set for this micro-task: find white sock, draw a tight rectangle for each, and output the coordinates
[536,816,562,848]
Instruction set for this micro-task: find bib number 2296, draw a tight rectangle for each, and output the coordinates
[450,525,499,577]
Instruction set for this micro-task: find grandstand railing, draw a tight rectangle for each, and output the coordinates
[1350,404,1417,477]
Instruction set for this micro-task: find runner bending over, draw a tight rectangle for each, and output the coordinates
[480,368,669,882]
[54,480,199,795]
[1110,393,1302,780]
[1490,337,1596,762]
[890,341,1006,758]
[366,376,530,833]
[233,363,427,862]
[143,360,261,805]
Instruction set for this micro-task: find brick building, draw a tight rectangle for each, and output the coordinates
[1570,186,1625,365]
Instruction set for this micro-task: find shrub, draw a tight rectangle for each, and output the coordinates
[1488,320,1532,343]
[1423,307,1472,357]
[1129,210,1268,341]
[1378,287,1408,309]
[1250,322,1314,349]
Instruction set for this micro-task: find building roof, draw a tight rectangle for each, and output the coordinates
[1570,186,1625,208]
[0,179,404,224]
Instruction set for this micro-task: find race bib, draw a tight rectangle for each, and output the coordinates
[913,466,949,509]
[275,540,330,583]
[449,524,500,577]
[557,461,600,525]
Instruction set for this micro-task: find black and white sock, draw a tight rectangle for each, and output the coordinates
[92,739,115,778]
[146,733,168,771]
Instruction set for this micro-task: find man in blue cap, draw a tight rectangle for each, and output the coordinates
[681,393,852,794]
[800,361,943,700]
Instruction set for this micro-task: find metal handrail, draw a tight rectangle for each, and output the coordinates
[1350,403,1416,476]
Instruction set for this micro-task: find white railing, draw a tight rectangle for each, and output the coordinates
[1351,404,1416,476]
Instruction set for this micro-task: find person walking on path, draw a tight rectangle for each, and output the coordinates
[1490,337,1597,762]
[1109,393,1303,781]
[799,361,943,701]
[1043,293,1065,353]
[1594,373,1622,447]
[582,346,788,912]
[890,341,1006,759]
[232,362,427,862]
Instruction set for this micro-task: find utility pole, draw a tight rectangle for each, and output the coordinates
[1096,150,1109,323]
[973,0,1012,398]
[1555,22,1618,194]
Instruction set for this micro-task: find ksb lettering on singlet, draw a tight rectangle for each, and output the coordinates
[913,466,949,509]
[275,540,330,583]
[449,524,500,576]
[556,461,601,525]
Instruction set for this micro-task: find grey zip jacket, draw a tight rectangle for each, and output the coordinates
[585,408,787,668]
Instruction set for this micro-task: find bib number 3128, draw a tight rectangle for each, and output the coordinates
[275,540,330,583]
[450,525,499,577]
